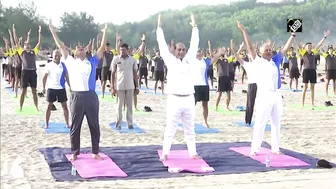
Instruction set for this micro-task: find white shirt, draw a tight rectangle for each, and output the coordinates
[45,61,67,89]
[193,58,207,86]
[250,56,279,92]
[242,61,258,84]
[156,27,199,95]
[61,54,100,92]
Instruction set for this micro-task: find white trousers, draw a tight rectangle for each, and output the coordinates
[251,89,283,153]
[162,94,197,156]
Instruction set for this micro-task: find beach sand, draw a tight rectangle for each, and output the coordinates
[1,60,335,189]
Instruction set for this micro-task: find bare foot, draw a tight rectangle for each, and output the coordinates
[205,122,210,128]
[215,106,218,111]
[44,125,48,129]
[19,107,23,112]
[272,151,283,155]
[92,154,103,160]
[65,125,70,128]
[250,151,257,156]
[69,154,77,161]
[135,108,139,111]
[226,107,231,111]
[301,105,304,109]
[191,154,202,159]
[160,155,168,161]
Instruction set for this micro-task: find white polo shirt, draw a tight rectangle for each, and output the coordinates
[44,61,67,89]
[242,61,258,84]
[61,54,100,92]
[157,27,200,95]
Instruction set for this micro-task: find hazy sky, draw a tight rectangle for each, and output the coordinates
[2,0,284,26]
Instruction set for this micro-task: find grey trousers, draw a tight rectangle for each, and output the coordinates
[245,83,257,125]
[116,89,133,126]
[70,91,100,155]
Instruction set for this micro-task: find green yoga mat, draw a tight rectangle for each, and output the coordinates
[99,95,116,102]
[210,106,244,115]
[15,106,42,115]
[289,104,336,110]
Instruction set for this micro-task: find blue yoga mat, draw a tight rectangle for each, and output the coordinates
[95,90,110,95]
[178,123,220,134]
[39,141,331,181]
[41,122,70,133]
[140,86,153,91]
[281,88,309,92]
[109,121,144,133]
[143,90,165,95]
[234,121,283,131]
[7,87,22,94]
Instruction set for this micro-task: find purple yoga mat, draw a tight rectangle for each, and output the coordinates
[65,153,127,178]
[158,150,215,173]
[230,147,310,167]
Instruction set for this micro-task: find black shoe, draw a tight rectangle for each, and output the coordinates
[128,125,134,129]
[38,92,44,97]
[144,106,152,112]
[242,90,247,93]
[107,84,110,88]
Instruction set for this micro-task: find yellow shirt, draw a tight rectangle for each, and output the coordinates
[299,48,319,56]
[17,47,39,55]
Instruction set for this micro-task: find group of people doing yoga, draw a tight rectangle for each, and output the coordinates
[1,13,334,161]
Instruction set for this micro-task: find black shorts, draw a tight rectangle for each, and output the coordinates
[326,70,336,80]
[194,85,210,102]
[283,63,289,69]
[15,67,22,79]
[101,67,111,81]
[96,68,102,81]
[155,71,164,81]
[47,88,67,103]
[289,68,300,79]
[151,66,154,73]
[8,65,15,78]
[218,76,232,92]
[207,69,214,80]
[21,70,37,88]
[139,67,148,77]
[302,69,316,84]
[229,72,235,81]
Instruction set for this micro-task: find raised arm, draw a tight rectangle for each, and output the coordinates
[280,33,295,57]
[137,34,146,55]
[85,39,92,52]
[116,33,121,54]
[156,14,174,61]
[34,26,42,50]
[49,22,68,59]
[91,38,95,52]
[208,41,212,57]
[237,20,256,60]
[231,39,245,65]
[186,13,199,58]
[96,24,108,59]
[12,24,20,48]
[8,29,15,50]
[315,30,331,50]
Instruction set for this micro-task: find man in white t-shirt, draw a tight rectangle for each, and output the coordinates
[42,50,71,129]
[193,50,211,128]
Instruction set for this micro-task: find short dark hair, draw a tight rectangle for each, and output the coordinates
[106,42,110,46]
[120,43,128,49]
[156,50,160,53]
[305,42,312,46]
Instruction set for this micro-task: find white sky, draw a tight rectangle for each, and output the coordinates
[2,0,286,26]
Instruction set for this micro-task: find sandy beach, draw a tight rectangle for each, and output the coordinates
[1,59,335,189]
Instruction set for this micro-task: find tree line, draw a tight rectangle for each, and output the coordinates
[0,0,335,50]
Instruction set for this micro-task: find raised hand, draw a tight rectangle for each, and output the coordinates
[141,33,145,41]
[230,39,236,51]
[38,25,42,33]
[27,29,31,36]
[190,13,197,27]
[237,20,245,31]
[324,30,331,37]
[208,40,211,47]
[8,29,12,35]
[101,24,107,32]
[12,24,16,31]
[240,41,245,49]
[157,14,162,28]
[49,21,56,33]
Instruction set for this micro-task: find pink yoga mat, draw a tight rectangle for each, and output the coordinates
[157,150,215,173]
[230,147,310,167]
[65,153,127,178]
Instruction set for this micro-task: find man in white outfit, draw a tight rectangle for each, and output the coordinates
[157,13,201,161]
[233,21,295,156]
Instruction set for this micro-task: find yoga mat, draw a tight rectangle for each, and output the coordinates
[109,121,144,133]
[39,142,330,181]
[178,123,220,134]
[289,104,336,110]
[143,90,165,95]
[157,150,215,173]
[95,90,110,96]
[140,86,153,91]
[7,87,22,94]
[41,122,70,133]
[65,153,127,179]
[15,106,42,115]
[280,88,310,92]
[99,95,116,102]
[234,122,272,131]
[230,147,310,167]
[210,106,244,115]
